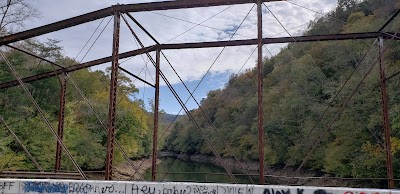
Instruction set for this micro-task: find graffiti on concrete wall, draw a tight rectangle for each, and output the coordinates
[0,179,396,194]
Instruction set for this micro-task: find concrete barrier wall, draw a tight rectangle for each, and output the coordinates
[0,179,398,194]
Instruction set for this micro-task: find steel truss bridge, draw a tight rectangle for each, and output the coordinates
[0,0,399,189]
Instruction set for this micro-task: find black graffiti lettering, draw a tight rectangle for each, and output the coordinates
[173,186,190,194]
[132,184,139,194]
[68,183,98,194]
[163,186,190,194]
[297,189,304,194]
[220,187,225,193]
[142,185,156,194]
[101,185,115,193]
[247,187,254,194]
[164,188,173,194]
[264,188,290,194]
[314,190,328,194]
[192,185,216,194]
[221,186,244,194]
[177,188,186,194]
[0,182,15,191]
[228,187,233,194]
[186,186,192,194]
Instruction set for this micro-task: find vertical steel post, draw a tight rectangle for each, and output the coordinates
[105,12,120,180]
[55,74,67,172]
[257,0,265,185]
[151,49,161,181]
[379,37,394,188]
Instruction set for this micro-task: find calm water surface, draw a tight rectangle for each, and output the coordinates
[144,157,257,184]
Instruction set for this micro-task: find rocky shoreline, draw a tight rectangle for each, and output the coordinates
[102,151,383,188]
[159,151,260,172]
[158,151,380,188]
[94,158,161,181]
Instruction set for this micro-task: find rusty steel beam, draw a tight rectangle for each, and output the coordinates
[0,171,82,180]
[162,38,257,49]
[121,12,160,181]
[264,32,397,43]
[386,71,400,82]
[379,9,400,32]
[0,0,282,45]
[256,0,265,185]
[378,37,394,189]
[0,45,156,90]
[55,74,67,172]
[118,67,155,88]
[151,49,161,181]
[1,32,398,90]
[160,32,396,50]
[105,12,120,180]
[6,45,65,68]
[0,50,87,180]
[124,12,160,45]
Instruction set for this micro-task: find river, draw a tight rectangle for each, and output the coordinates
[143,157,258,183]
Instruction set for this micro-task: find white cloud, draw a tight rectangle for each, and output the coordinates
[19,0,338,87]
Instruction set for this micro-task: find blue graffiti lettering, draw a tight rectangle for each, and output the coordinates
[23,182,68,194]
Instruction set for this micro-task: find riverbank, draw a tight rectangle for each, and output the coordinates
[113,158,160,180]
[159,151,383,188]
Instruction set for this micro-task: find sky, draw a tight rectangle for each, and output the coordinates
[18,0,338,114]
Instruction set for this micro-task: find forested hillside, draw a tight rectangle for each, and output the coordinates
[163,0,400,179]
[0,40,152,171]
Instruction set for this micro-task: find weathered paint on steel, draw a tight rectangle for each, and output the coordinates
[0,32,395,90]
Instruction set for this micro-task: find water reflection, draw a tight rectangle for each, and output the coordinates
[144,157,257,183]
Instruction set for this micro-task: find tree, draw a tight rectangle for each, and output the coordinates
[0,38,152,171]
[162,0,400,187]
[0,0,39,34]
